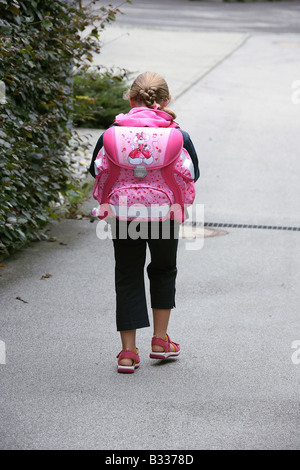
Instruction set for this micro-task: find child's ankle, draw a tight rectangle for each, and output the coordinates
[153,333,167,340]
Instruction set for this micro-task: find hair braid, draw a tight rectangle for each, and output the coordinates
[139,87,157,108]
[126,72,177,119]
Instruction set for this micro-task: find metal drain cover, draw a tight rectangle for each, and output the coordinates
[179,225,227,239]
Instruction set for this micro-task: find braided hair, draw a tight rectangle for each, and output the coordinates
[126,72,176,119]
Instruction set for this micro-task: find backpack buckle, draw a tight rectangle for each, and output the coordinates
[134,165,147,178]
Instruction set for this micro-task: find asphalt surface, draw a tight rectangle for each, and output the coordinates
[97,26,250,99]
[1,1,300,451]
[88,0,300,33]
[174,31,300,227]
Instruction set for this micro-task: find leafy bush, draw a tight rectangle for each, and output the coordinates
[0,0,130,256]
[73,67,131,129]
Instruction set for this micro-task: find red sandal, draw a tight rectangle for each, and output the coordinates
[117,348,141,374]
[150,334,180,360]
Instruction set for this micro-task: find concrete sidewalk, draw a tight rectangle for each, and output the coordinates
[1,218,299,450]
[1,22,300,450]
[97,25,249,99]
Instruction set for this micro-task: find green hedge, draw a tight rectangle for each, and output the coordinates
[0,0,130,256]
[73,67,131,129]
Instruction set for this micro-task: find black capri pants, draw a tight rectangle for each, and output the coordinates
[112,220,179,331]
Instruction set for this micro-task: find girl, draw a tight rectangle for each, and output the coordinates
[89,72,199,373]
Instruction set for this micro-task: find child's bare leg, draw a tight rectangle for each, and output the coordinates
[119,329,137,366]
[152,308,176,352]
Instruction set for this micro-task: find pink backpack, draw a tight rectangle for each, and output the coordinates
[92,126,195,222]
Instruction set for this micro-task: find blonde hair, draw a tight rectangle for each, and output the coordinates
[126,71,176,120]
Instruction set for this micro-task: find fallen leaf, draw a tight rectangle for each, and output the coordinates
[40,273,52,280]
[0,264,6,267]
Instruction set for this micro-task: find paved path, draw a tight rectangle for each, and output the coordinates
[174,32,300,227]
[1,2,300,450]
[97,26,249,100]
[84,0,300,34]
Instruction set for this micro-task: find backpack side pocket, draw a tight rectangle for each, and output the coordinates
[174,149,196,206]
[93,147,110,203]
